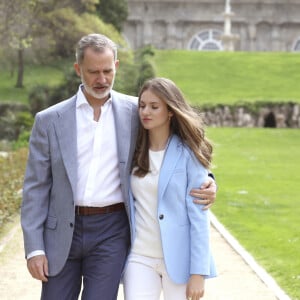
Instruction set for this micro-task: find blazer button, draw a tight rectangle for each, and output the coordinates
[70,223,74,228]
[159,214,164,220]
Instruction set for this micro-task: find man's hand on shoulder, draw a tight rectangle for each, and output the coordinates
[190,176,217,210]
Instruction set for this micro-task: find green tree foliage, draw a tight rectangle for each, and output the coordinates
[0,0,42,87]
[0,0,128,88]
[96,0,128,32]
[44,9,126,58]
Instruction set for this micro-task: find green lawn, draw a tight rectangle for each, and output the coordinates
[207,127,300,299]
[154,50,300,105]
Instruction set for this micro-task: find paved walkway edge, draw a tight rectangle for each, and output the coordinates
[210,212,291,300]
[0,219,19,253]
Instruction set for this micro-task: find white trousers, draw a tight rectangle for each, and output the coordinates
[123,253,186,300]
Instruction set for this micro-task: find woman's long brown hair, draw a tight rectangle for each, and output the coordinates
[132,77,213,177]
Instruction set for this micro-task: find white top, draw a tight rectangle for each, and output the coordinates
[130,149,165,258]
[75,86,123,207]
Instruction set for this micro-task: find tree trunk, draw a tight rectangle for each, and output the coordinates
[15,48,24,88]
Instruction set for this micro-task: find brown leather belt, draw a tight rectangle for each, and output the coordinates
[75,203,125,216]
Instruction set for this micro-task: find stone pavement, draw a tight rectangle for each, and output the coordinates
[0,214,291,300]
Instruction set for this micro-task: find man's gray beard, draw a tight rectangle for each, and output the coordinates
[82,77,114,100]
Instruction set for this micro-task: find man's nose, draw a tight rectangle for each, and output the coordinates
[96,73,106,83]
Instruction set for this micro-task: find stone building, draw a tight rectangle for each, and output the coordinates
[123,0,300,52]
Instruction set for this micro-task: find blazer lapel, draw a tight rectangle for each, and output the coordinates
[158,135,182,199]
[54,98,77,196]
[112,91,138,165]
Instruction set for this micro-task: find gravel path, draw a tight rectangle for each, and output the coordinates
[0,215,289,300]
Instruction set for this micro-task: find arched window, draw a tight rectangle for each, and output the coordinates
[189,29,223,51]
[292,38,300,52]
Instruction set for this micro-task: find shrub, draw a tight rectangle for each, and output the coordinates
[0,106,33,140]
[12,130,31,150]
[134,45,156,94]
[28,85,52,115]
[0,148,28,233]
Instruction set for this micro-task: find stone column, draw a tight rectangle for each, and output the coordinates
[248,23,257,51]
[166,22,177,49]
[143,21,153,46]
[221,0,239,51]
[271,25,280,51]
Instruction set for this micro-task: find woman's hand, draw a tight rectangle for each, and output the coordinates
[186,274,205,300]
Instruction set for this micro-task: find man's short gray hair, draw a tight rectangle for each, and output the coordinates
[75,33,118,64]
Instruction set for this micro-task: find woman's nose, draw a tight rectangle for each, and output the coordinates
[141,107,150,115]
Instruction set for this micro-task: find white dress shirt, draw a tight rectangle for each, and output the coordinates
[76,86,123,207]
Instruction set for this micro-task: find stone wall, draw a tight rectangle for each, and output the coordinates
[200,103,300,128]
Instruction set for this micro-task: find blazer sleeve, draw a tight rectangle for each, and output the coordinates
[185,150,212,276]
[21,112,52,256]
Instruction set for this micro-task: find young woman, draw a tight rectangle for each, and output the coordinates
[123,78,216,300]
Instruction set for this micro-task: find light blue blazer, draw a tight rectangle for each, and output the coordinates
[129,134,217,284]
[21,90,139,276]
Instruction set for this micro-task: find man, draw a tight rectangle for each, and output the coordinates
[21,33,217,300]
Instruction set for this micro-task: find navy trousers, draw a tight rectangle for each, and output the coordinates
[41,209,130,300]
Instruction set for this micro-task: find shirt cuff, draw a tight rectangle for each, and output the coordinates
[27,250,45,260]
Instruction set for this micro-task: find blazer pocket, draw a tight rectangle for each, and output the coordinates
[45,215,57,230]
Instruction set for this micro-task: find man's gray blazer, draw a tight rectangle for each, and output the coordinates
[21,90,139,276]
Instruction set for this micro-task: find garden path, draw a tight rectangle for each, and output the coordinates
[0,214,289,300]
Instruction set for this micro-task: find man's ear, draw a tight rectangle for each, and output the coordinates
[115,59,120,70]
[74,62,81,77]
